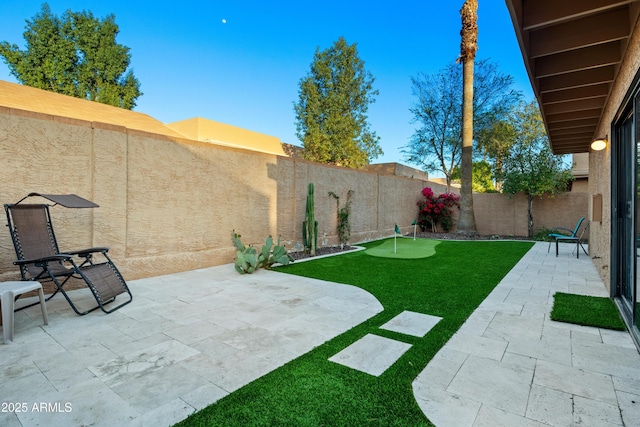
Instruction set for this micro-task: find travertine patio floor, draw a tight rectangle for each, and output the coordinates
[1,242,639,426]
[0,264,382,426]
[414,242,640,426]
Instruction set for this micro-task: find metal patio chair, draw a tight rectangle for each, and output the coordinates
[4,193,132,315]
[548,217,589,258]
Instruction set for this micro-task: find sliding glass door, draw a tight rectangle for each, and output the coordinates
[636,93,640,333]
[612,89,639,344]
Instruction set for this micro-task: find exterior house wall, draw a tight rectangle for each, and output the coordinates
[587,17,640,291]
[166,117,288,156]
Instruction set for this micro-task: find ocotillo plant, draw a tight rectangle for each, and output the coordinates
[302,183,318,255]
[329,190,354,248]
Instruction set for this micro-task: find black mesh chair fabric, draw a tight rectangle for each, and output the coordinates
[4,199,132,315]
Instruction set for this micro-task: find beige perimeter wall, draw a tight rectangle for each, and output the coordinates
[0,106,586,284]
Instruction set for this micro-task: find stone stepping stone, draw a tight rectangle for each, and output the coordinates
[380,311,442,337]
[329,334,412,376]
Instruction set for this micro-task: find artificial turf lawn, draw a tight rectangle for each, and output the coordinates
[364,237,440,259]
[175,239,534,427]
[551,292,626,331]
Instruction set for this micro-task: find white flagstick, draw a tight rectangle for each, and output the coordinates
[394,231,397,253]
[394,223,400,253]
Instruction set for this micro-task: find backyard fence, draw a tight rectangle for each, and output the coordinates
[0,106,587,282]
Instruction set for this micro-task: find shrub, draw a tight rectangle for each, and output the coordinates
[532,227,553,241]
[417,187,460,232]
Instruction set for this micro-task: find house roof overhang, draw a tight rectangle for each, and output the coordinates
[504,0,640,154]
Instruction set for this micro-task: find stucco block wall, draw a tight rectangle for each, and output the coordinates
[286,160,425,247]
[473,192,589,237]
[1,104,587,286]
[0,109,97,256]
[123,134,261,276]
[0,108,431,281]
[473,193,526,236]
[532,193,590,235]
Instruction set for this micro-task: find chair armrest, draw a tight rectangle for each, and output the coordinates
[67,247,110,256]
[14,254,71,265]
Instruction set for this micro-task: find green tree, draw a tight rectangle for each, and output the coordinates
[403,59,520,189]
[294,37,382,168]
[475,117,517,191]
[0,4,141,109]
[496,101,574,237]
[452,160,496,193]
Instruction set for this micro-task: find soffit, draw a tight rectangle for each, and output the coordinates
[505,0,640,154]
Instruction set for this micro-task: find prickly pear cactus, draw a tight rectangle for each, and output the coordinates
[232,232,293,274]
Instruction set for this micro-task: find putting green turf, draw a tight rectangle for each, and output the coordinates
[175,239,534,426]
[364,237,440,259]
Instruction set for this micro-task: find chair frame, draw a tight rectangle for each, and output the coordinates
[4,194,132,316]
[549,218,589,258]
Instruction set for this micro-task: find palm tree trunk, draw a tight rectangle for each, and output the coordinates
[494,157,503,192]
[457,0,478,234]
[527,193,534,238]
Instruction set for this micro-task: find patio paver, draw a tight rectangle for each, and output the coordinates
[0,264,382,426]
[413,242,640,427]
[328,333,412,376]
[379,310,442,337]
[1,241,639,426]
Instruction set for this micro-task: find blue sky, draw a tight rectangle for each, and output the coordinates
[0,1,533,165]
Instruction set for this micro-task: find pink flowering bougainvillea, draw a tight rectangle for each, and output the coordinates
[417,187,461,232]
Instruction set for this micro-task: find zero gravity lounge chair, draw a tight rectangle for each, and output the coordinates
[4,193,132,315]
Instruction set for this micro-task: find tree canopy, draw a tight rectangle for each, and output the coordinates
[0,4,141,109]
[403,59,521,188]
[496,101,574,237]
[452,160,497,193]
[294,37,382,168]
[475,117,517,191]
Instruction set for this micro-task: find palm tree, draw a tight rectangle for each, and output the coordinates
[457,0,478,234]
